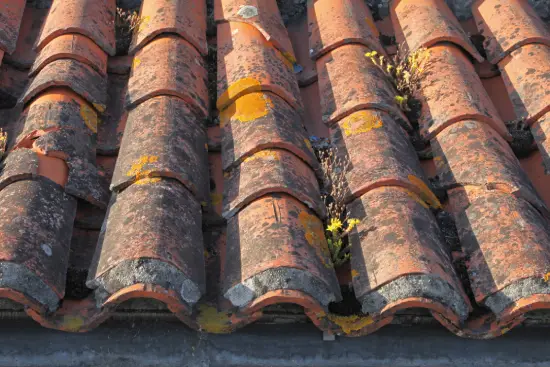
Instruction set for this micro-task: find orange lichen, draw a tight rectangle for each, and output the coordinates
[298,211,333,268]
[341,111,383,136]
[326,313,374,334]
[59,315,85,332]
[196,304,233,334]
[407,190,429,209]
[219,92,273,126]
[217,77,262,110]
[92,103,106,113]
[210,192,223,206]
[80,104,98,133]
[364,16,379,36]
[408,174,442,209]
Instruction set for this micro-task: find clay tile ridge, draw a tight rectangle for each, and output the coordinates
[473,0,550,64]
[214,0,296,64]
[391,0,484,62]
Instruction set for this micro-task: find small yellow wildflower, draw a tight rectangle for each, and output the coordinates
[326,218,343,233]
[364,51,378,58]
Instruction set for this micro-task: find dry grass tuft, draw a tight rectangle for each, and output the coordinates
[115,7,145,54]
[313,141,359,267]
[365,45,430,113]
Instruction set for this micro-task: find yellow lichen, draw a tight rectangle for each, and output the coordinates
[544,272,550,282]
[341,111,383,137]
[92,103,106,113]
[60,315,85,332]
[304,138,313,152]
[126,155,159,183]
[407,190,429,209]
[137,15,150,33]
[196,304,233,334]
[219,92,273,125]
[282,51,297,66]
[351,269,359,278]
[298,211,332,268]
[132,57,141,69]
[364,16,379,37]
[210,192,223,206]
[326,313,374,334]
[134,177,161,185]
[217,77,262,110]
[408,174,442,209]
[243,150,279,163]
[80,104,98,133]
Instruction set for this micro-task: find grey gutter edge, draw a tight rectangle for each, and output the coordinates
[0,320,549,367]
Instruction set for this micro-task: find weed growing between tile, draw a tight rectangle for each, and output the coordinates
[115,7,144,55]
[365,46,429,124]
[311,138,358,267]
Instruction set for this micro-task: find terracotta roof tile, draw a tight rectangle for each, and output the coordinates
[391,0,484,62]
[19,59,108,112]
[0,0,550,338]
[415,44,509,140]
[216,21,302,112]
[348,186,470,321]
[474,0,550,64]
[222,148,325,218]
[220,91,318,172]
[87,179,205,307]
[111,95,209,201]
[432,120,549,218]
[129,0,208,56]
[316,44,410,128]
[331,109,439,206]
[214,0,295,63]
[3,6,47,69]
[0,0,26,55]
[30,34,108,77]
[35,0,116,56]
[0,178,76,312]
[448,185,550,314]
[500,44,550,125]
[125,35,209,117]
[308,0,386,61]
[223,194,341,308]
[13,89,110,208]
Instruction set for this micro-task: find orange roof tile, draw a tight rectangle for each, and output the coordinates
[1,0,550,339]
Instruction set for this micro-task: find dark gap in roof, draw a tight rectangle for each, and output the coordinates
[115,6,141,56]
[506,119,537,158]
[26,0,53,9]
[328,285,363,316]
[65,267,92,299]
[276,0,307,25]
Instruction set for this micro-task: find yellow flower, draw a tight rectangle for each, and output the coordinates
[364,51,378,57]
[346,218,360,231]
[326,218,343,233]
